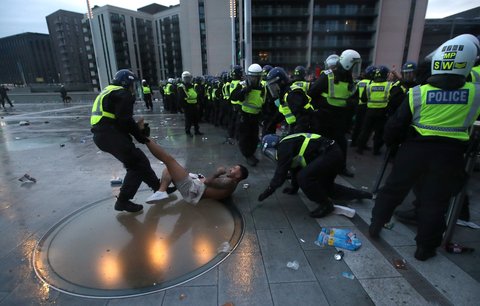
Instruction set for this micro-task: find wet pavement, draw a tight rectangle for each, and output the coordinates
[0,95,479,305]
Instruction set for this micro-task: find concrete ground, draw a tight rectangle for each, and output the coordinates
[0,94,479,305]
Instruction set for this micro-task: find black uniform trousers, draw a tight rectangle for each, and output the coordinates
[92,126,160,201]
[350,103,367,146]
[238,112,260,158]
[184,103,200,133]
[371,141,465,248]
[228,105,241,139]
[144,93,153,110]
[296,144,344,205]
[357,108,387,153]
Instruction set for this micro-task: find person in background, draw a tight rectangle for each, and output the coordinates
[142,80,153,111]
[0,85,14,108]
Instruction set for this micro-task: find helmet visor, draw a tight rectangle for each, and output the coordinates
[266,82,281,99]
[351,59,362,79]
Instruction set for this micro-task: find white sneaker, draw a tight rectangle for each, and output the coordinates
[333,205,356,218]
[146,191,169,204]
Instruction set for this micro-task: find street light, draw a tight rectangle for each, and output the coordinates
[230,0,236,67]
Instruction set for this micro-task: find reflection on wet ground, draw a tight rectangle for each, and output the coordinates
[34,190,243,298]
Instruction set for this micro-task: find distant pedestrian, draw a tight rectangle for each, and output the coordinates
[0,85,14,108]
[142,80,153,110]
[60,85,69,103]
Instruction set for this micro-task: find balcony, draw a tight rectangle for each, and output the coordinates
[253,7,310,17]
[313,7,378,17]
[254,40,308,49]
[312,24,376,33]
[311,38,373,49]
[253,25,308,33]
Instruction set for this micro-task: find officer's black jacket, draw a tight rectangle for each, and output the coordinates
[269,135,333,190]
[387,80,418,116]
[92,88,145,143]
[383,74,469,147]
[285,88,314,133]
[307,70,358,110]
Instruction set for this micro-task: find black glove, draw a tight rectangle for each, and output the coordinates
[283,186,299,195]
[258,186,275,201]
[134,134,149,144]
[142,123,150,137]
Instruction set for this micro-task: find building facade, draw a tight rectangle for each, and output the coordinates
[420,7,480,61]
[46,10,93,90]
[0,33,58,85]
[89,4,182,89]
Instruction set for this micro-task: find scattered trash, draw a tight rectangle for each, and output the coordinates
[456,220,480,229]
[316,228,362,251]
[152,136,159,139]
[445,243,475,254]
[44,121,49,124]
[299,238,305,243]
[179,293,187,300]
[383,222,395,230]
[217,241,231,253]
[110,177,123,186]
[393,258,407,270]
[242,183,249,189]
[332,205,356,218]
[334,250,344,261]
[60,144,65,147]
[19,121,30,126]
[15,137,21,140]
[222,302,234,306]
[286,260,299,270]
[361,186,369,190]
[80,140,86,143]
[19,173,37,183]
[342,272,355,280]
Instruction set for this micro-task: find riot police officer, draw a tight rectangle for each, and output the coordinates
[178,71,203,136]
[90,69,159,212]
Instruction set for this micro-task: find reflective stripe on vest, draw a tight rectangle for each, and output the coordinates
[357,79,370,105]
[280,133,322,168]
[142,86,151,94]
[230,80,242,105]
[241,88,264,114]
[165,83,173,95]
[367,81,392,109]
[90,85,123,126]
[279,90,296,125]
[321,72,352,107]
[409,83,480,140]
[223,82,231,99]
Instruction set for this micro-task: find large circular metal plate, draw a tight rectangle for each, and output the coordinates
[33,190,244,298]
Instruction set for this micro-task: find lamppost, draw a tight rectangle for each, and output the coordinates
[230,0,237,67]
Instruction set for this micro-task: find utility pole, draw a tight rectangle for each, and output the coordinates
[243,0,252,69]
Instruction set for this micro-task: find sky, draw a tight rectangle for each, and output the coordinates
[0,0,479,39]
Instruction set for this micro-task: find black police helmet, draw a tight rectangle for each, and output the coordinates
[374,65,389,81]
[231,65,243,80]
[293,66,306,80]
[112,69,137,88]
[364,65,377,80]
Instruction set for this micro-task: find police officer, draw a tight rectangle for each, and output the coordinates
[228,65,244,141]
[164,78,176,113]
[260,64,281,136]
[308,50,362,177]
[356,66,393,155]
[351,65,376,147]
[369,36,480,261]
[388,61,418,116]
[230,63,265,166]
[142,79,153,111]
[90,69,159,212]
[178,71,203,136]
[266,67,314,134]
[257,133,372,218]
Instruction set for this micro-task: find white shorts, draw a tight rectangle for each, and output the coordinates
[175,173,206,205]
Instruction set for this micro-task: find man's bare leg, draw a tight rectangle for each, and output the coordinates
[146,139,189,184]
[159,168,172,192]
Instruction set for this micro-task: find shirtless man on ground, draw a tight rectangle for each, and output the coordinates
[144,138,249,205]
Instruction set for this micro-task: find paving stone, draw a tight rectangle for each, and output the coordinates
[359,277,429,306]
[162,286,216,306]
[270,282,329,306]
[107,291,165,305]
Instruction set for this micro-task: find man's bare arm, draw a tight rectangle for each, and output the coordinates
[204,177,237,190]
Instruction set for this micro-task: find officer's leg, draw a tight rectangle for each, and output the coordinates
[356,111,375,152]
[184,106,192,134]
[351,104,367,146]
[370,143,423,236]
[330,183,372,201]
[372,115,386,154]
[297,145,343,204]
[415,146,465,258]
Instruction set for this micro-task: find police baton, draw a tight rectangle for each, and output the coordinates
[443,121,480,246]
[372,146,394,196]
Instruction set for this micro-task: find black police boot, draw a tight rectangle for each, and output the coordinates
[368,221,383,239]
[115,199,143,213]
[414,246,436,261]
[309,200,334,218]
[186,131,193,137]
[394,208,418,225]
